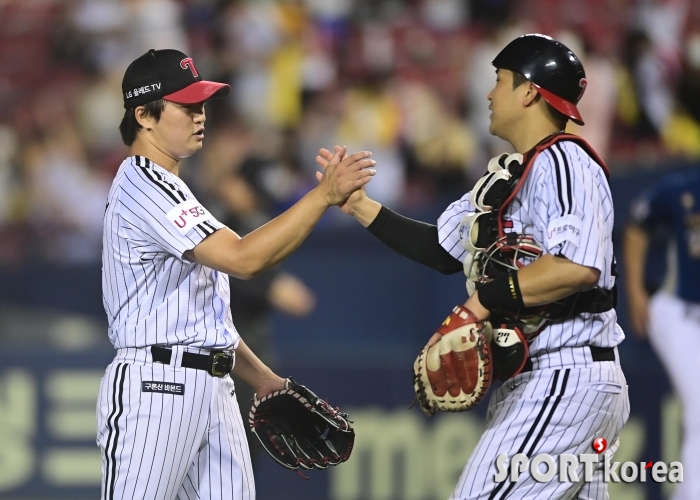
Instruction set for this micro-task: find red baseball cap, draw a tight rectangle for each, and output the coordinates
[122,49,230,109]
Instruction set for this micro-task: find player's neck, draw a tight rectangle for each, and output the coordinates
[130,139,181,176]
[509,120,562,154]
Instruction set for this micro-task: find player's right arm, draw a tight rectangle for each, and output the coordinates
[315,147,464,275]
[623,185,671,339]
[186,149,375,279]
[623,224,651,338]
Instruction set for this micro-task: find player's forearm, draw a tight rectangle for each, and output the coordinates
[467,254,600,318]
[235,187,329,275]
[232,339,281,390]
[192,187,330,279]
[623,225,650,295]
[350,197,382,227]
[517,254,600,306]
[366,205,463,274]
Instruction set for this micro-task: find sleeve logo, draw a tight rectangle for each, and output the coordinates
[546,214,582,249]
[165,198,214,235]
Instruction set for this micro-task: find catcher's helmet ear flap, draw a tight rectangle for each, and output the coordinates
[492,34,587,125]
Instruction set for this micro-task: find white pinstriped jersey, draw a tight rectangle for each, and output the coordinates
[102,155,240,350]
[438,140,624,355]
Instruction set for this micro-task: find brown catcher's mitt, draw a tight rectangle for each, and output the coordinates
[413,305,493,416]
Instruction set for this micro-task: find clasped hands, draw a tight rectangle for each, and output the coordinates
[314,145,376,208]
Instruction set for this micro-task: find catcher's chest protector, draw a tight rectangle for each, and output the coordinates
[468,133,615,334]
[495,133,611,239]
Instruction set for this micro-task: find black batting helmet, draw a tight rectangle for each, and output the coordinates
[492,34,587,125]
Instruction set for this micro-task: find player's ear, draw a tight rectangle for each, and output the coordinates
[522,82,540,107]
[134,105,156,131]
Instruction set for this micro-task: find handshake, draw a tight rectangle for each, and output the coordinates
[313,146,377,217]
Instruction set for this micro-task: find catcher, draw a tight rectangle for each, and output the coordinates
[318,34,629,498]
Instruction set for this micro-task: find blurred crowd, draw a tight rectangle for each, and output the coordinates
[1,0,700,265]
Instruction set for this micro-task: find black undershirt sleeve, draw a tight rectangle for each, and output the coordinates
[366,206,463,275]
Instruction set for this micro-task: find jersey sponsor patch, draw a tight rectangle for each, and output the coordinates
[142,381,185,395]
[165,198,214,235]
[546,214,582,249]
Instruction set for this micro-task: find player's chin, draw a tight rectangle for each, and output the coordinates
[488,121,498,136]
[178,143,203,159]
[188,138,205,153]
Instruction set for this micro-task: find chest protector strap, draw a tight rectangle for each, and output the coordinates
[488,133,616,320]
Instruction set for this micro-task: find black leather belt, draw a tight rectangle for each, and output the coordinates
[151,346,233,378]
[521,346,615,373]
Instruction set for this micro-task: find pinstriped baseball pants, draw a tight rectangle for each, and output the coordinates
[96,347,254,500]
[450,347,630,500]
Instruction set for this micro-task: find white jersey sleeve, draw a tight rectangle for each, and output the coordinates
[117,157,224,258]
[530,143,612,275]
[437,192,477,262]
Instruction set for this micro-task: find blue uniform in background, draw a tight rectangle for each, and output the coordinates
[631,167,700,302]
[630,166,700,500]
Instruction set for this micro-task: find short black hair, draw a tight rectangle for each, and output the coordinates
[119,99,166,146]
[511,71,529,89]
[511,71,569,129]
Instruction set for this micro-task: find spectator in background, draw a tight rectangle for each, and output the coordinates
[126,0,190,55]
[76,68,129,170]
[222,0,307,128]
[628,0,688,136]
[335,78,406,208]
[464,17,533,168]
[558,29,617,159]
[6,0,700,269]
[0,125,27,265]
[679,23,700,125]
[663,22,700,158]
[22,92,109,263]
[70,0,189,71]
[69,0,131,73]
[395,78,477,201]
[0,125,21,226]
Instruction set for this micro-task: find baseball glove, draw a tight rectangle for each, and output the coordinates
[248,377,355,471]
[413,305,493,416]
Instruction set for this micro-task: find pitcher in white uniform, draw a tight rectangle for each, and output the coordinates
[318,34,629,499]
[98,49,376,500]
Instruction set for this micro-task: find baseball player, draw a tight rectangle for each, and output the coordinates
[318,34,629,498]
[624,166,700,500]
[97,49,375,500]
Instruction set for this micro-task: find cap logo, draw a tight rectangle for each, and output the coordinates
[578,78,587,101]
[180,57,199,77]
